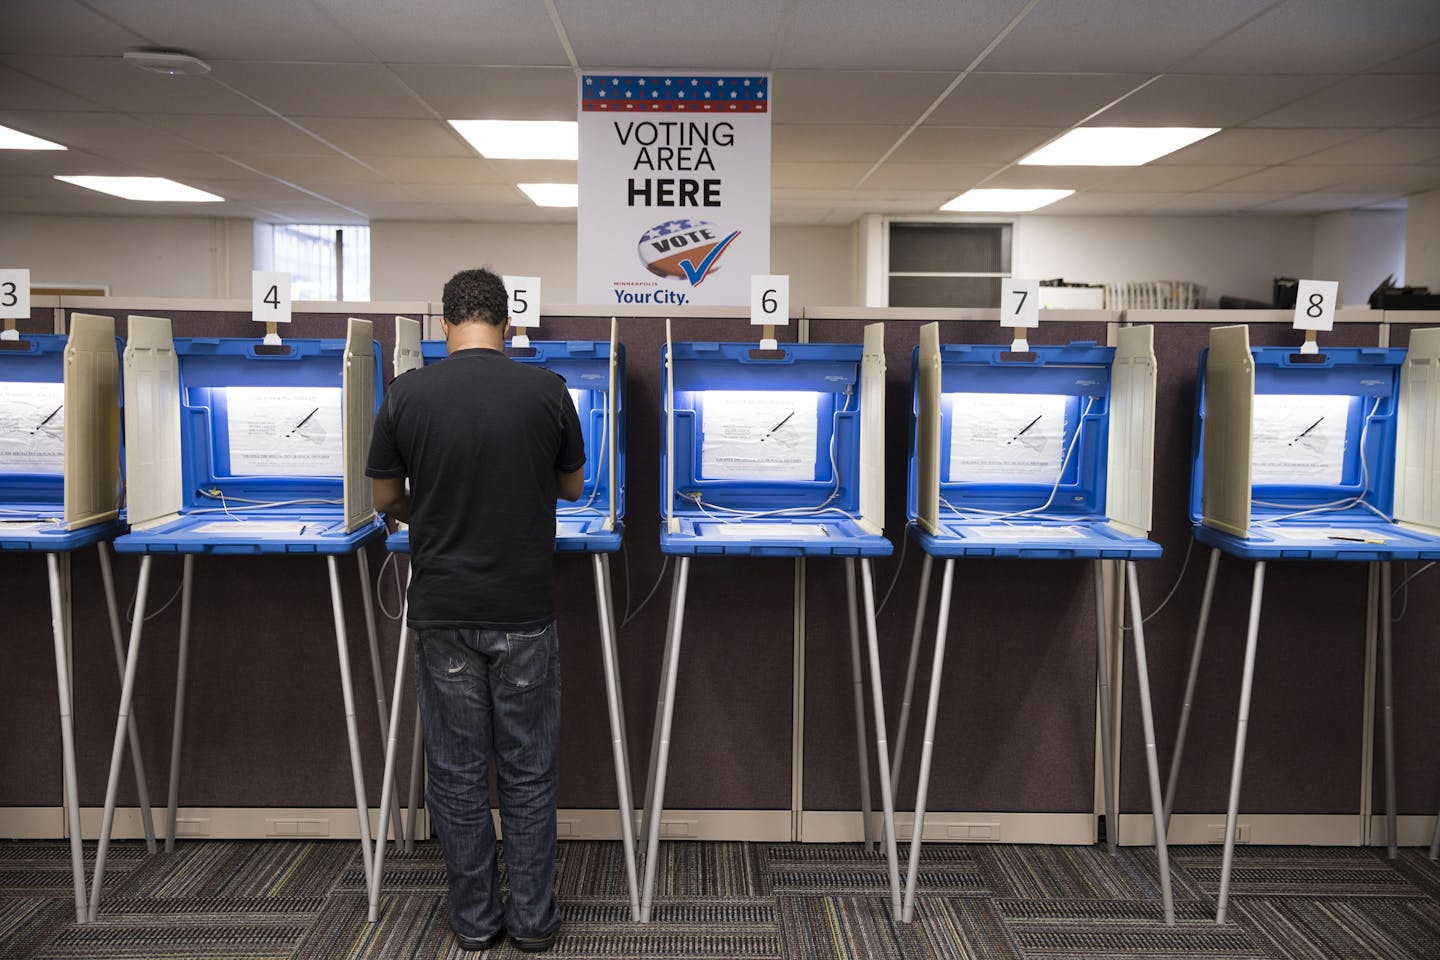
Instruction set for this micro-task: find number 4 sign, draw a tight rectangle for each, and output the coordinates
[252,271,292,325]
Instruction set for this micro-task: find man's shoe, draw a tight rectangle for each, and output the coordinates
[511,923,561,953]
[451,924,505,952]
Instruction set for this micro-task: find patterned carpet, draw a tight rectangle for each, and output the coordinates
[4,838,1440,959]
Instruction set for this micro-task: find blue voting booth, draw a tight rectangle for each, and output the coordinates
[368,318,638,921]
[88,315,390,919]
[1169,325,1440,923]
[0,315,156,922]
[641,322,902,922]
[896,321,1175,923]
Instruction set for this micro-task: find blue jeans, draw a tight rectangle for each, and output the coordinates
[415,622,562,941]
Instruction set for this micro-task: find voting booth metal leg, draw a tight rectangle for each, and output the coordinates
[1216,560,1267,924]
[89,556,153,920]
[1126,562,1175,925]
[1380,562,1397,859]
[327,555,376,900]
[96,544,157,853]
[901,557,954,923]
[601,555,637,827]
[46,554,87,922]
[406,702,422,853]
[357,547,404,845]
[889,551,934,813]
[1092,561,1118,856]
[1165,547,1221,830]
[859,558,902,920]
[639,556,690,923]
[368,590,412,922]
[593,554,641,921]
[844,558,875,851]
[164,556,195,852]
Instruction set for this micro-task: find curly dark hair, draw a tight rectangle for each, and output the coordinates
[442,268,508,327]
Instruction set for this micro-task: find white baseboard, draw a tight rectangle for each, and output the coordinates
[0,807,64,839]
[1367,814,1439,848]
[75,807,424,842]
[801,811,1096,844]
[1118,812,1364,846]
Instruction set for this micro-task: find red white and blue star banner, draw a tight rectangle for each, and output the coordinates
[578,73,770,308]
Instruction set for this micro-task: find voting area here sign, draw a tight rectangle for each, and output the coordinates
[578,73,771,308]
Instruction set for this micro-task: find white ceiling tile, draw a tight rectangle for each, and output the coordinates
[1314,165,1440,194]
[889,126,1060,164]
[0,110,194,155]
[96,0,375,62]
[773,71,957,124]
[771,124,908,162]
[771,162,870,189]
[122,153,262,179]
[779,0,1030,70]
[0,148,149,178]
[399,184,531,204]
[1251,193,1406,212]
[1040,192,1179,213]
[0,63,101,111]
[387,65,578,120]
[1211,165,1356,192]
[861,163,1003,190]
[1181,0,1440,74]
[1,56,265,115]
[982,0,1273,72]
[772,206,838,226]
[137,114,340,154]
[1404,110,1440,127]
[1087,165,1265,191]
[1243,75,1440,127]
[311,0,569,64]
[223,155,391,185]
[1093,74,1339,127]
[185,179,326,204]
[554,1,782,70]
[0,0,147,56]
[288,118,473,158]
[363,156,511,184]
[1293,129,1440,165]
[1152,128,1376,165]
[928,73,1148,126]
[980,166,1109,190]
[208,63,432,119]
[1145,192,1291,212]
[1369,39,1440,73]
[481,159,577,183]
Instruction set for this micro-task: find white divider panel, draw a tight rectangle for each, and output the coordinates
[1202,324,1255,537]
[1105,324,1157,536]
[858,322,886,536]
[393,316,423,376]
[62,312,121,529]
[122,315,183,530]
[1395,327,1440,534]
[343,318,376,532]
[916,322,942,535]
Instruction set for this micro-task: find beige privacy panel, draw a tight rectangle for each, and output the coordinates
[393,316,423,376]
[62,312,121,529]
[1105,324,1157,536]
[1202,324,1255,537]
[916,322,942,534]
[1395,327,1440,534]
[343,318,376,532]
[858,322,886,536]
[121,314,183,530]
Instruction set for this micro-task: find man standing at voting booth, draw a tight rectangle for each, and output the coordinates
[367,267,585,953]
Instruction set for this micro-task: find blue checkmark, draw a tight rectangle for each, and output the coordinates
[679,230,740,286]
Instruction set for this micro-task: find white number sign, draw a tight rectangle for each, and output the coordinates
[252,271,292,325]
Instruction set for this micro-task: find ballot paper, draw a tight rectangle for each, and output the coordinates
[1251,394,1350,486]
[1257,525,1388,544]
[710,522,829,538]
[0,382,65,473]
[224,386,343,476]
[699,390,820,482]
[192,520,315,536]
[950,524,1086,541]
[948,392,1068,484]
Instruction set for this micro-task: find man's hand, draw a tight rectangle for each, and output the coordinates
[372,477,412,522]
[557,467,584,502]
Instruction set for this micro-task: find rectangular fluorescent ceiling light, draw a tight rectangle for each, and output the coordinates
[1020,127,1220,166]
[55,176,223,202]
[449,120,578,160]
[941,189,1073,212]
[0,124,66,150]
[519,183,578,207]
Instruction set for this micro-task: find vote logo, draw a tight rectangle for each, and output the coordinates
[637,218,740,287]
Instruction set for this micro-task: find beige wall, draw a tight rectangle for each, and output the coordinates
[1405,188,1440,290]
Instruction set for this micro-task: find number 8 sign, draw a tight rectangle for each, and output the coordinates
[1292,278,1338,332]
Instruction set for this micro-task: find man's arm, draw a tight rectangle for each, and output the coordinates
[557,467,584,502]
[372,476,412,523]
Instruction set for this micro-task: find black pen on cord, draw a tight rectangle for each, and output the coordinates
[761,410,795,440]
[286,407,319,436]
[31,404,62,434]
[1008,414,1042,444]
[1289,417,1323,445]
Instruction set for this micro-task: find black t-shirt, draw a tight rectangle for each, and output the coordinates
[365,347,585,630]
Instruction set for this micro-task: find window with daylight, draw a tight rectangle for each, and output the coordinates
[887,221,1011,308]
[260,224,371,301]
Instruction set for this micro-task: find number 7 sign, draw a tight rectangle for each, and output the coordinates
[1001,278,1039,328]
